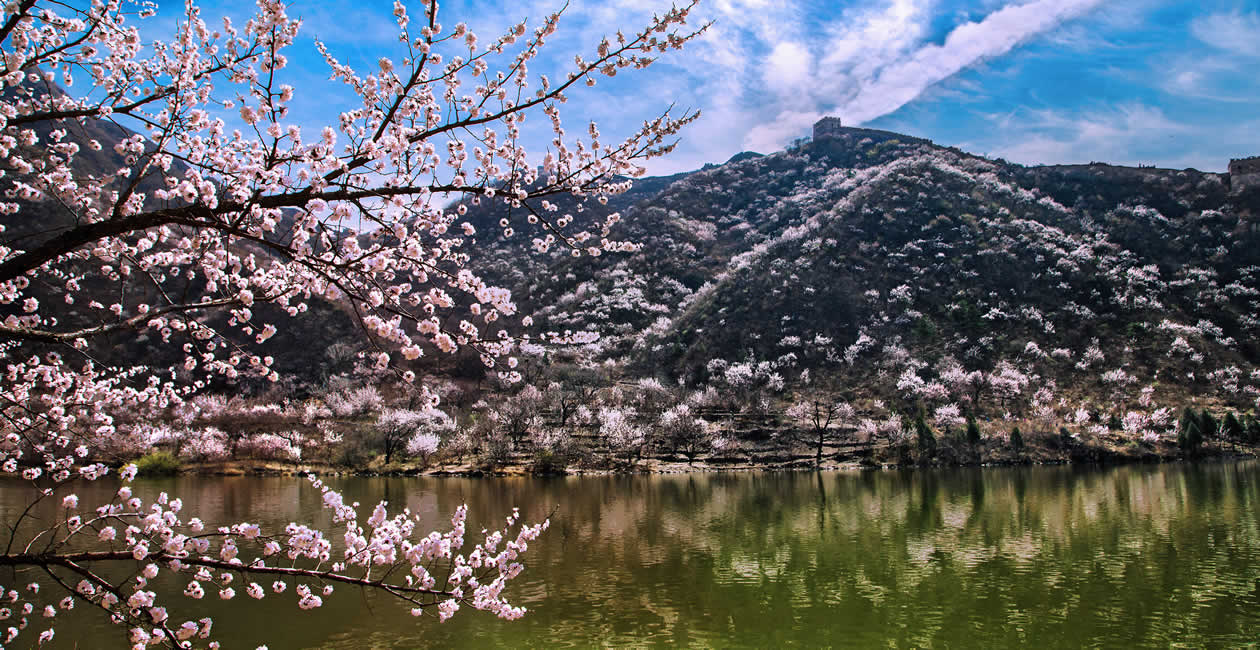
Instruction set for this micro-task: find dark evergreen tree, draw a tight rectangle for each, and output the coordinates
[1199,410,1219,446]
[1179,406,1203,455]
[1010,426,1024,451]
[1179,406,1197,434]
[966,418,981,447]
[914,414,936,461]
[1059,426,1074,449]
[1223,412,1244,442]
[1246,415,1260,445]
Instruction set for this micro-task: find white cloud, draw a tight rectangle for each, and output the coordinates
[415,0,1107,172]
[763,41,813,95]
[965,104,1255,172]
[221,0,1123,176]
[1156,55,1256,103]
[819,0,932,75]
[711,0,803,44]
[740,0,935,152]
[1191,11,1260,57]
[742,110,822,153]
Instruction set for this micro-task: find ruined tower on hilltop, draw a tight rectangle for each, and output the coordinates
[1229,157,1260,193]
[813,116,844,141]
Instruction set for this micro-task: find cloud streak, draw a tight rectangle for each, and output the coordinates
[832,0,1105,123]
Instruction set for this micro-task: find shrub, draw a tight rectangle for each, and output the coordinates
[1246,416,1260,445]
[482,429,515,467]
[180,427,231,462]
[135,451,181,477]
[531,449,567,475]
[406,433,442,467]
[1223,412,1243,442]
[375,408,454,464]
[1059,427,1074,449]
[326,386,384,418]
[600,407,648,463]
[657,404,712,463]
[235,432,302,461]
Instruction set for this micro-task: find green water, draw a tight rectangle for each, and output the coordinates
[5,462,1260,648]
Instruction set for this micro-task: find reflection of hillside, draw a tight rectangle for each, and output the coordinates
[490,464,1260,648]
[7,462,1256,648]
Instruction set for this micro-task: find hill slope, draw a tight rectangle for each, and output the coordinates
[464,126,1260,418]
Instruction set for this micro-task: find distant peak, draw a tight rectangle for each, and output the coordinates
[726,151,764,165]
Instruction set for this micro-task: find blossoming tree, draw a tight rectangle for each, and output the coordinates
[0,0,705,645]
[785,389,854,468]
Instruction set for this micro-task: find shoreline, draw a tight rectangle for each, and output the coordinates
[171,444,1259,479]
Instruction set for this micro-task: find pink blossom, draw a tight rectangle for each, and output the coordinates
[0,0,701,643]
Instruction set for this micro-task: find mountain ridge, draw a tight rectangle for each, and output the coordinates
[463,122,1260,420]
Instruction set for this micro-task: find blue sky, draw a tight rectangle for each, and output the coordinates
[149,0,1260,174]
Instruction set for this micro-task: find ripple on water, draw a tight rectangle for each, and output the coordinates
[11,461,1260,648]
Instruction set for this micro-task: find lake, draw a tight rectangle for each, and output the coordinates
[4,462,1259,648]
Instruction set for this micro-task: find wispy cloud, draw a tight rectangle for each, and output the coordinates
[1155,54,1256,103]
[964,104,1258,171]
[138,0,1250,177]
[1191,11,1260,57]
[818,0,932,80]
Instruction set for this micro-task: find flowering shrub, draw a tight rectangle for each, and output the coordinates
[599,406,647,462]
[326,386,385,418]
[375,408,455,464]
[932,404,966,432]
[235,432,303,461]
[180,427,231,462]
[785,393,854,467]
[406,432,442,465]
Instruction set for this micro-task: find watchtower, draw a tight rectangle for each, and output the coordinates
[813,116,844,141]
[1229,157,1260,193]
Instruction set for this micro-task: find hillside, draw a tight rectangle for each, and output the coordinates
[0,94,362,385]
[462,125,1260,421]
[8,106,1260,468]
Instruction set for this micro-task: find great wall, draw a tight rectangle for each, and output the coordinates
[1229,157,1260,193]
[812,116,1258,193]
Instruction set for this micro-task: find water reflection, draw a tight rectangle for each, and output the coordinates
[3,462,1258,648]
